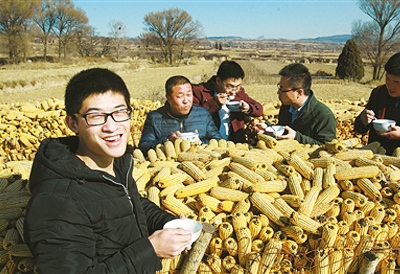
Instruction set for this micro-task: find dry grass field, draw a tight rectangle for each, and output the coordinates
[0,58,378,106]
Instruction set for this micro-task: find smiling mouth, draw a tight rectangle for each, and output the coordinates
[104,135,122,142]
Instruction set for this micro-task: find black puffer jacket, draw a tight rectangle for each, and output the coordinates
[24,136,176,273]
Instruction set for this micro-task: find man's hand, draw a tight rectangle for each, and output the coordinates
[149,228,192,259]
[240,101,250,113]
[379,125,400,139]
[215,92,229,106]
[168,131,182,142]
[277,126,296,140]
[360,109,376,126]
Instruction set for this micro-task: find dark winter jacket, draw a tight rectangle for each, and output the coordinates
[278,90,336,145]
[24,136,176,273]
[354,85,400,155]
[138,103,222,154]
[192,76,263,143]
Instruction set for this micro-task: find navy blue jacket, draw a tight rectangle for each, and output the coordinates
[139,104,222,154]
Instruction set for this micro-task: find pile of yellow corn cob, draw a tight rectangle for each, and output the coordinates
[3,97,400,273]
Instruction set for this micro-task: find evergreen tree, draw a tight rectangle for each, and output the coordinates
[336,39,365,81]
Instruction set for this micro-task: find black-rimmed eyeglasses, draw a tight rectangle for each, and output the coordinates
[74,108,132,126]
[277,84,299,93]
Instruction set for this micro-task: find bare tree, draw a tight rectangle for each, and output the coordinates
[0,0,40,62]
[33,0,57,60]
[52,0,88,62]
[108,20,127,60]
[141,8,202,65]
[352,0,400,80]
[75,25,99,57]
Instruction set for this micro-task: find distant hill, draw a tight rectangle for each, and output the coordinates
[207,34,352,43]
[299,34,352,43]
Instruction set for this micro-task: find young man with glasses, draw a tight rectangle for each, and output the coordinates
[193,60,263,143]
[257,63,336,145]
[354,52,400,155]
[24,68,193,273]
[139,75,222,154]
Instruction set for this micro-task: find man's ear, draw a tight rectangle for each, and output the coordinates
[65,116,79,134]
[297,88,304,96]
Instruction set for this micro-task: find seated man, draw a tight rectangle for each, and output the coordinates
[139,75,222,154]
[256,63,336,145]
[354,52,400,155]
[192,60,263,143]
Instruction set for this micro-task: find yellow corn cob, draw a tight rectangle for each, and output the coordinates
[245,252,260,274]
[273,198,295,218]
[251,239,264,253]
[236,226,252,267]
[250,192,289,227]
[179,161,206,181]
[219,177,242,190]
[207,253,225,274]
[173,138,182,156]
[348,235,374,273]
[274,162,296,177]
[135,172,151,191]
[180,139,191,152]
[209,186,249,202]
[198,205,215,220]
[229,162,265,184]
[230,198,251,215]
[341,190,368,207]
[223,237,238,257]
[258,226,274,242]
[250,180,287,194]
[335,165,380,181]
[154,144,166,161]
[273,139,302,153]
[160,194,193,216]
[218,200,235,212]
[177,151,212,163]
[299,185,321,216]
[159,182,184,197]
[254,168,276,181]
[320,222,338,249]
[290,212,321,235]
[287,154,314,180]
[174,176,219,199]
[132,148,146,163]
[309,157,335,168]
[231,155,259,171]
[196,193,222,213]
[355,178,382,202]
[334,149,374,161]
[159,140,175,160]
[314,184,341,208]
[324,139,345,153]
[222,255,237,272]
[323,162,336,188]
[314,249,330,274]
[209,236,223,257]
[7,243,32,258]
[147,149,158,164]
[147,186,160,207]
[311,167,324,188]
[153,166,171,184]
[218,221,234,240]
[157,172,188,189]
[3,228,19,249]
[257,134,277,148]
[282,239,298,255]
[287,172,304,199]
[257,237,282,274]
[248,216,263,240]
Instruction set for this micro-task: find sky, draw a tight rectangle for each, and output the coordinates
[74,0,372,40]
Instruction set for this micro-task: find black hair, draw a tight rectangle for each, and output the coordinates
[65,68,130,116]
[279,63,312,95]
[385,52,400,76]
[216,60,245,81]
[165,75,192,96]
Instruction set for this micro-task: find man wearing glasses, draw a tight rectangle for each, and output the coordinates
[24,68,193,273]
[193,60,263,143]
[257,63,336,145]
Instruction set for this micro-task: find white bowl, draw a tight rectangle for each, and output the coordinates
[226,101,241,112]
[179,132,199,142]
[265,125,285,137]
[372,119,395,133]
[163,219,202,244]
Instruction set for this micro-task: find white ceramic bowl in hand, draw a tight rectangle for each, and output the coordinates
[179,132,199,142]
[226,101,241,112]
[265,125,285,137]
[372,119,396,133]
[163,219,203,245]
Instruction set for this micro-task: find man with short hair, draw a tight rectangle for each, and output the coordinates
[192,60,263,143]
[354,52,400,155]
[24,68,192,273]
[257,63,336,145]
[139,75,222,154]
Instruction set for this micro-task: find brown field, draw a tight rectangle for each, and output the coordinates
[0,59,379,106]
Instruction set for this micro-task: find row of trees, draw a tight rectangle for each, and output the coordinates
[0,0,202,64]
